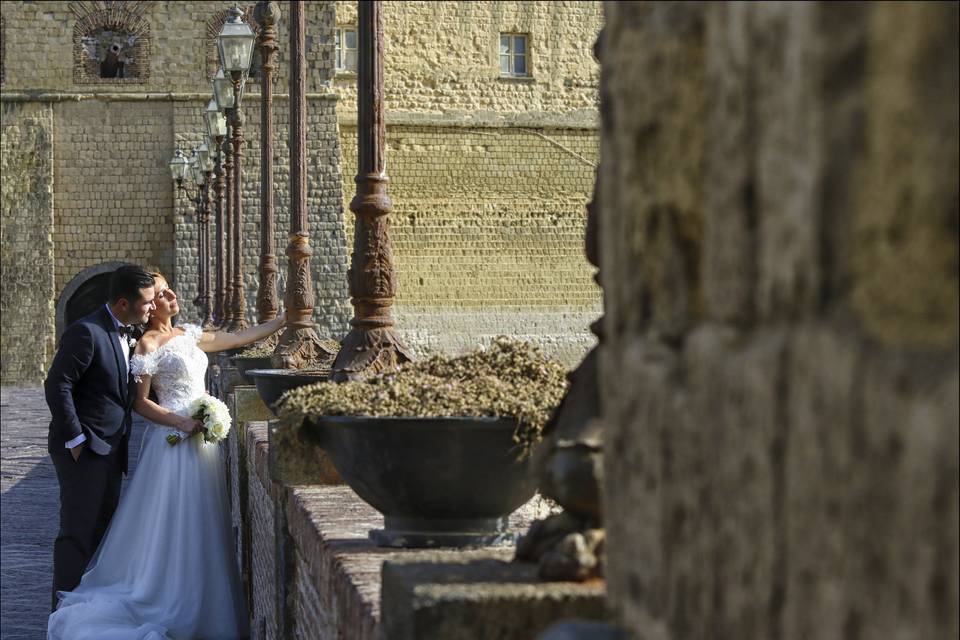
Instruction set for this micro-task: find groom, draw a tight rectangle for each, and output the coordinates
[44,264,156,610]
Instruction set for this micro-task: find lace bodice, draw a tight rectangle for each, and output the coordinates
[130,324,207,414]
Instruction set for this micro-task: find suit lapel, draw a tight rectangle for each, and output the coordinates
[98,307,127,398]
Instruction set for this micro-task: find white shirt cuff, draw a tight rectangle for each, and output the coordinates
[65,433,88,449]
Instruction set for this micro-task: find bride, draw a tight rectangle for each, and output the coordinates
[48,271,285,639]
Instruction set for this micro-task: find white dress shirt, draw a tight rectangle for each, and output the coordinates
[64,304,132,450]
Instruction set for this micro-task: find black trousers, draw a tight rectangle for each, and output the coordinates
[50,445,123,612]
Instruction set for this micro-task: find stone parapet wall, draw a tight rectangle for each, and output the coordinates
[217,367,604,639]
[599,3,959,639]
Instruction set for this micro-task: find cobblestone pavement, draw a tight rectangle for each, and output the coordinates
[1,386,146,640]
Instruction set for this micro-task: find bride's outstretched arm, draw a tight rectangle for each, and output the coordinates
[132,375,202,433]
[197,312,286,353]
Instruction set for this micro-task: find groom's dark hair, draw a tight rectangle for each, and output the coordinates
[108,264,155,304]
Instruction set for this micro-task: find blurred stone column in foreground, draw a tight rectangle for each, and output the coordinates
[599,2,958,638]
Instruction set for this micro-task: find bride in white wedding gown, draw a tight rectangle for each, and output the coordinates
[48,273,286,640]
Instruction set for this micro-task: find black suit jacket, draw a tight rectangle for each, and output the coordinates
[45,306,133,471]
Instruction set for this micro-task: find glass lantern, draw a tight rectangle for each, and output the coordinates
[212,68,236,111]
[189,153,204,187]
[205,98,228,138]
[197,141,212,173]
[168,148,190,184]
[217,7,256,73]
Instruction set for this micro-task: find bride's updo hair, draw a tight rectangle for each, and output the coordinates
[143,266,176,326]
[145,266,167,289]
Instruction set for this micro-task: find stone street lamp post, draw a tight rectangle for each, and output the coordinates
[213,67,236,329]
[217,7,256,332]
[205,98,229,325]
[254,0,280,324]
[331,0,412,381]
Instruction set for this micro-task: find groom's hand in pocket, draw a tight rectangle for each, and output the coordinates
[70,442,86,462]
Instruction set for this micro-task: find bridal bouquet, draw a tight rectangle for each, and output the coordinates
[166,395,232,446]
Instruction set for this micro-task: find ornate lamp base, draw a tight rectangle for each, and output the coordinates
[330,326,413,382]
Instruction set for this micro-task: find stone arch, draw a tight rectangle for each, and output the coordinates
[70,1,152,84]
[55,261,128,339]
[204,6,261,82]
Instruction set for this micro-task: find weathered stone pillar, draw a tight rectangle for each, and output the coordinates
[254,0,280,324]
[331,0,412,381]
[599,2,959,639]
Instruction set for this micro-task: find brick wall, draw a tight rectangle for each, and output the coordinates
[0,102,56,383]
[600,3,959,638]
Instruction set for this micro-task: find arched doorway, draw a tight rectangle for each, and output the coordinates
[55,262,127,339]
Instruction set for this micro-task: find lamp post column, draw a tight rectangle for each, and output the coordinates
[228,81,249,331]
[254,0,280,323]
[331,0,411,381]
[273,0,331,369]
[212,140,227,324]
[221,130,235,328]
[201,170,214,326]
[192,184,205,321]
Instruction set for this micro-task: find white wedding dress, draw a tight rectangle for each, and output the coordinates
[48,325,249,640]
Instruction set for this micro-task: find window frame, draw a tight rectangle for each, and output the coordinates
[335,25,358,75]
[498,32,531,79]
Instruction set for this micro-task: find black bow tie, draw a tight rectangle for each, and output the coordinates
[118,325,135,338]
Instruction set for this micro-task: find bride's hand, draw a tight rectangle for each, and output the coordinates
[172,415,202,434]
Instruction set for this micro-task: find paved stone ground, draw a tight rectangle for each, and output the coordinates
[1,386,146,640]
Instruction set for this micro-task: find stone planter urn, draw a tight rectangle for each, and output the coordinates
[303,415,537,548]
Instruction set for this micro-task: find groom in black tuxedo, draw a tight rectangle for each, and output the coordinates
[44,264,156,611]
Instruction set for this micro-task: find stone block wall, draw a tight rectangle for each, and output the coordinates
[0,102,55,383]
[599,3,959,639]
[330,0,604,363]
[52,99,176,296]
[340,123,600,363]
[171,94,351,335]
[1,1,334,94]
[333,1,602,122]
[1,0,602,381]
[0,0,349,383]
